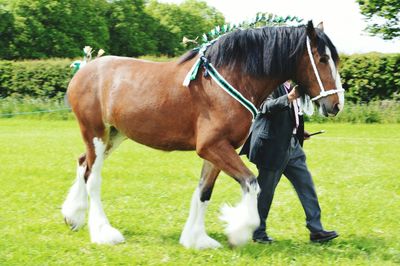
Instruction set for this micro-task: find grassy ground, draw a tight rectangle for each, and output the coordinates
[0,119,399,265]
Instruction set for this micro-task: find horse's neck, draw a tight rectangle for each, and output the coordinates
[221,67,285,108]
[252,78,284,107]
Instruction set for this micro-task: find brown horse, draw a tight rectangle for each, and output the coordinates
[62,21,344,249]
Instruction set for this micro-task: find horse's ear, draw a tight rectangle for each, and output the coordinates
[316,22,324,32]
[306,20,317,45]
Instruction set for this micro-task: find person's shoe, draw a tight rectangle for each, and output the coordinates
[310,230,338,243]
[253,235,274,244]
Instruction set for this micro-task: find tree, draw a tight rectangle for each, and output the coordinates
[180,0,225,33]
[7,0,110,59]
[0,0,226,59]
[0,5,15,59]
[145,0,225,55]
[107,0,159,56]
[357,0,400,39]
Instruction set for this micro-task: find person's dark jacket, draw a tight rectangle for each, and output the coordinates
[239,84,304,170]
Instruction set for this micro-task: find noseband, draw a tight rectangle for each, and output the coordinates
[306,36,344,102]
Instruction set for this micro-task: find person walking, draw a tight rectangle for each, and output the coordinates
[240,82,338,243]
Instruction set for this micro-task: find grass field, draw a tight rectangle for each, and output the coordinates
[0,119,399,265]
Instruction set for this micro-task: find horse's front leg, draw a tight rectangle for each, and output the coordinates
[196,139,260,247]
[180,160,222,249]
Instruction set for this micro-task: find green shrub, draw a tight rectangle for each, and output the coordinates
[1,52,399,103]
[0,59,72,99]
[340,53,400,103]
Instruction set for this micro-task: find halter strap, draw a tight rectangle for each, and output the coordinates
[306,36,344,102]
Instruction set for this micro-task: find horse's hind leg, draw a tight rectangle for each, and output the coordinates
[86,133,125,245]
[180,160,222,249]
[62,122,125,244]
[62,153,89,231]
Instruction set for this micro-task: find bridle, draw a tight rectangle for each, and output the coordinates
[306,36,344,102]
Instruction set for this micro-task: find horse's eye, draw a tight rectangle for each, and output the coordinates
[320,55,329,64]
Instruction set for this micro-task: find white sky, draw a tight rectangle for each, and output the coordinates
[159,0,399,54]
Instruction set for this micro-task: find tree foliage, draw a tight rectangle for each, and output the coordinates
[145,0,225,54]
[0,0,225,59]
[0,6,15,59]
[7,0,110,59]
[357,0,400,39]
[107,0,158,56]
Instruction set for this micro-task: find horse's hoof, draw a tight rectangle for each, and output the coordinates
[220,202,258,247]
[62,207,86,231]
[195,235,222,249]
[90,224,125,245]
[180,232,221,250]
[64,217,84,231]
[62,201,87,231]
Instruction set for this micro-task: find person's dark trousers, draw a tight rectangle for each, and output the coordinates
[253,136,323,239]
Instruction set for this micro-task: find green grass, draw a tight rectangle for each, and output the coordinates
[0,120,399,265]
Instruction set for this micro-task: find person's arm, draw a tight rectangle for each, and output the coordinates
[260,86,300,115]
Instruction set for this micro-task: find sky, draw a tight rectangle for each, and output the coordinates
[159,0,399,54]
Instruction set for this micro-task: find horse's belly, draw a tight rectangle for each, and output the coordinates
[119,123,196,151]
[110,105,197,151]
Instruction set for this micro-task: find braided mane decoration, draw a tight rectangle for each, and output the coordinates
[201,13,304,43]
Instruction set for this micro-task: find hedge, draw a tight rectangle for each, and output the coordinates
[0,53,399,103]
[340,53,400,103]
[0,59,72,100]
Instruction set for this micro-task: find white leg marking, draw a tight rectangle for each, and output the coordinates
[87,137,124,245]
[180,187,221,249]
[220,181,260,246]
[62,164,88,230]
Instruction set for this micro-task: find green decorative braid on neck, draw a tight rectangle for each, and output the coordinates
[201,12,304,43]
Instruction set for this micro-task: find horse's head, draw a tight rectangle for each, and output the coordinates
[295,21,344,117]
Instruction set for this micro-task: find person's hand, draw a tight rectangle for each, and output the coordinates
[304,130,311,140]
[288,86,300,102]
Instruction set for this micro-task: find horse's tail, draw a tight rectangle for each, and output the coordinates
[64,93,71,108]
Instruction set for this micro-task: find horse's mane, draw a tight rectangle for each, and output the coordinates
[178,23,339,78]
